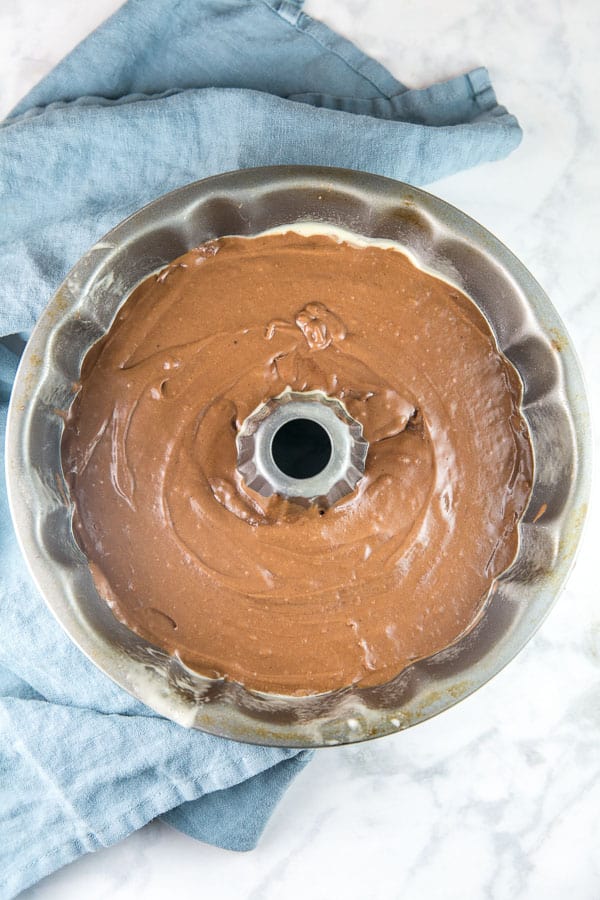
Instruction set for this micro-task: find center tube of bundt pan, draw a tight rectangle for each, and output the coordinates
[236,390,368,508]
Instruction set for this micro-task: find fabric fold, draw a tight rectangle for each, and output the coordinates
[0,696,308,896]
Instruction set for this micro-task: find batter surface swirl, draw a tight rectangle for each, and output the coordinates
[62,231,533,694]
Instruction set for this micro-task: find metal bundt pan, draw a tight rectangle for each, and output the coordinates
[5,167,591,746]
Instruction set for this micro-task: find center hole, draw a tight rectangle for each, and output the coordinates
[271,418,332,480]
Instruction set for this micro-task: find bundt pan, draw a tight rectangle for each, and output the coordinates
[5,167,591,747]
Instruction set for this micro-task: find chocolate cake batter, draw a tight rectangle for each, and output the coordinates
[61,230,533,695]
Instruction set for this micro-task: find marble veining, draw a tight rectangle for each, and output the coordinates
[2,0,599,897]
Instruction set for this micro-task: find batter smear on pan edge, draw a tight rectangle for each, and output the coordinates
[61,230,533,695]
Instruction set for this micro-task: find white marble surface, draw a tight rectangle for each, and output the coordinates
[2,0,599,897]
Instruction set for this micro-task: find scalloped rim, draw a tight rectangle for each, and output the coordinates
[5,167,592,746]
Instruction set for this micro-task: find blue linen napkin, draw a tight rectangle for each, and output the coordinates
[0,0,522,896]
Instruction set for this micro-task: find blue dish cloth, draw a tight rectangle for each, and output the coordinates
[0,0,522,896]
